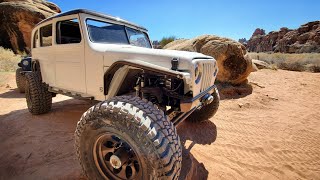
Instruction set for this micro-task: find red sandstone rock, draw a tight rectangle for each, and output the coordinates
[247,21,320,53]
[0,0,60,53]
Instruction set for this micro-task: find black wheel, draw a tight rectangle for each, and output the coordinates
[187,88,220,123]
[75,96,182,180]
[16,68,26,93]
[25,72,52,115]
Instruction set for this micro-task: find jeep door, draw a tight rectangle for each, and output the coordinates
[79,13,106,101]
[54,15,86,93]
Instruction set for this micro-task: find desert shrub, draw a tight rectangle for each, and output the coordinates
[269,64,278,70]
[307,64,320,73]
[159,36,176,48]
[249,52,320,73]
[277,62,306,72]
[0,47,21,72]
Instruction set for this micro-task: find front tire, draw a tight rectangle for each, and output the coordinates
[16,68,26,93]
[75,96,182,180]
[187,88,220,123]
[25,72,52,115]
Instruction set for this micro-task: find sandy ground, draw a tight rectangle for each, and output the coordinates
[0,69,319,180]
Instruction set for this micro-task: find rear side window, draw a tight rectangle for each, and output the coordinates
[56,19,82,44]
[33,30,39,48]
[40,24,52,47]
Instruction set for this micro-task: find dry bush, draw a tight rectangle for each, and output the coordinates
[159,36,177,48]
[249,52,320,73]
[0,47,21,72]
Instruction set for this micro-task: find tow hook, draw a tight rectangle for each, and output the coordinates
[196,93,213,110]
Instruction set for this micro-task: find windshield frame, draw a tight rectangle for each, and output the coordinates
[85,18,152,48]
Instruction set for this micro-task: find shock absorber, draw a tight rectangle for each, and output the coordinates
[134,74,145,97]
[134,77,141,97]
[140,74,145,98]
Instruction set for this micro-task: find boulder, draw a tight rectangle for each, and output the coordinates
[164,35,254,85]
[252,59,271,69]
[0,0,61,54]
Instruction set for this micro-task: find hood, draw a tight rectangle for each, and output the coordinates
[91,44,213,70]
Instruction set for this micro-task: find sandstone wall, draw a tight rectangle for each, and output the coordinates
[246,21,320,53]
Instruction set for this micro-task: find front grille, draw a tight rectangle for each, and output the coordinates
[200,62,215,92]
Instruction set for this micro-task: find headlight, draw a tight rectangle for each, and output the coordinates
[195,63,202,84]
[22,60,29,66]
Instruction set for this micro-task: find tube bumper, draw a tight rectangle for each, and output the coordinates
[180,85,218,112]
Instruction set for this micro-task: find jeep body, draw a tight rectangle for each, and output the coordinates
[19,9,220,179]
[26,9,218,116]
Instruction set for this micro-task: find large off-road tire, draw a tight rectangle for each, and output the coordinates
[16,68,26,93]
[75,96,182,180]
[186,88,220,123]
[25,72,52,115]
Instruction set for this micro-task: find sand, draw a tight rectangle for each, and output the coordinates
[0,69,320,179]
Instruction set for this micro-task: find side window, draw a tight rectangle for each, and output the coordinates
[33,30,39,48]
[40,24,52,47]
[126,28,151,48]
[56,19,81,44]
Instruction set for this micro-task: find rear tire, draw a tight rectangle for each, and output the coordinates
[75,96,182,179]
[187,88,220,123]
[25,72,52,115]
[16,68,26,93]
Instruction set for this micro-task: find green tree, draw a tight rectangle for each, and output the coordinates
[159,36,176,48]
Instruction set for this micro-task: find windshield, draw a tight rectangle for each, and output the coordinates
[86,19,151,48]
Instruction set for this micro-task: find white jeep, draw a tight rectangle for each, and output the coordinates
[17,9,219,179]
